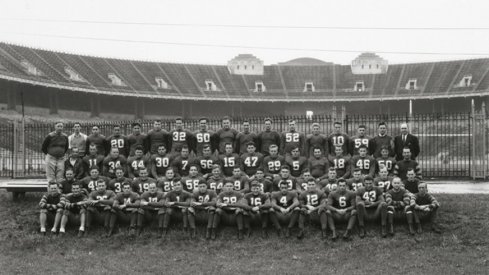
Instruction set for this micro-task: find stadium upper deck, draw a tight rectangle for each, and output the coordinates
[1,42,489,102]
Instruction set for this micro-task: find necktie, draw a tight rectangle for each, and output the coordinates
[403,135,406,143]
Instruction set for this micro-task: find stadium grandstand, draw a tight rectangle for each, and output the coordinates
[0,42,488,119]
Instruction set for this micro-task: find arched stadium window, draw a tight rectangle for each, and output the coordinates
[354,81,365,92]
[461,75,472,87]
[406,79,417,90]
[205,80,217,91]
[304,82,315,92]
[155,77,169,89]
[254,81,265,92]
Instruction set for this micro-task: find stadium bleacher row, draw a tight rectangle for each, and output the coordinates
[1,42,489,101]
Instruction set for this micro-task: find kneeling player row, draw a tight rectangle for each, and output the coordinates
[39,177,440,240]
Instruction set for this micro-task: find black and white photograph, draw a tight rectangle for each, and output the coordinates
[0,0,488,274]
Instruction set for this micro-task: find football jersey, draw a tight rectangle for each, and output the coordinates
[256,178,273,193]
[194,129,216,156]
[305,133,327,158]
[240,152,264,177]
[206,176,225,194]
[413,192,438,206]
[272,177,298,192]
[285,156,308,178]
[356,186,384,203]
[296,178,309,192]
[328,190,356,209]
[133,177,157,194]
[403,179,420,194]
[88,190,116,202]
[217,191,244,206]
[79,176,109,193]
[350,135,372,156]
[102,155,127,178]
[127,133,147,156]
[257,130,281,156]
[157,177,178,193]
[328,155,351,179]
[193,190,218,204]
[82,154,104,175]
[271,191,297,208]
[140,191,165,209]
[172,155,195,177]
[150,153,174,178]
[181,176,206,193]
[327,133,351,156]
[86,134,106,156]
[165,190,192,203]
[127,156,150,178]
[350,155,376,177]
[39,192,62,207]
[195,155,219,175]
[235,131,258,155]
[373,177,393,193]
[225,176,249,192]
[218,153,240,177]
[58,179,76,194]
[385,188,412,204]
[299,190,326,207]
[60,192,86,205]
[346,178,364,192]
[370,135,394,158]
[376,157,396,175]
[169,129,194,153]
[108,177,133,193]
[106,135,129,157]
[308,156,329,178]
[146,129,170,155]
[244,192,269,207]
[114,192,139,205]
[263,155,286,178]
[319,178,338,195]
[280,131,305,156]
[215,128,238,154]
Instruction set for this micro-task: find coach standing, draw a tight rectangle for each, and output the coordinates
[42,121,69,183]
[394,123,419,161]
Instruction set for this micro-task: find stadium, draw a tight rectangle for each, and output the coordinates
[0,1,489,274]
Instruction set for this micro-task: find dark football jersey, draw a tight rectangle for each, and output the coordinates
[256,178,273,193]
[225,176,249,192]
[114,192,139,205]
[86,134,106,156]
[308,156,329,178]
[79,176,109,193]
[218,153,240,177]
[217,191,244,205]
[181,176,206,193]
[280,131,305,155]
[172,156,195,177]
[305,133,327,158]
[215,128,238,154]
[327,133,351,156]
[244,192,269,207]
[328,190,356,209]
[169,129,194,153]
[350,155,376,177]
[82,154,104,175]
[376,157,396,175]
[356,187,384,203]
[195,155,219,175]
[165,190,192,202]
[157,177,178,193]
[271,191,297,208]
[240,152,264,177]
[235,131,258,155]
[374,177,393,193]
[133,177,157,194]
[206,176,225,194]
[102,155,127,178]
[106,135,129,157]
[285,156,308,178]
[140,191,165,209]
[328,155,351,178]
[150,154,174,178]
[127,156,150,178]
[194,130,216,155]
[127,133,147,156]
[88,190,116,201]
[272,177,297,192]
[146,129,170,155]
[108,177,133,193]
[386,188,412,204]
[346,178,364,192]
[299,190,326,207]
[350,135,372,156]
[263,155,286,177]
[193,190,218,204]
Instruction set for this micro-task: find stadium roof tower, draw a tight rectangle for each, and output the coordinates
[279,57,333,66]
[227,54,264,75]
[351,52,388,74]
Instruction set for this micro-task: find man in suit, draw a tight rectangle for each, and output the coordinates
[394,123,420,161]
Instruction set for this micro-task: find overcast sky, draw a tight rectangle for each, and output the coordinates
[0,0,488,65]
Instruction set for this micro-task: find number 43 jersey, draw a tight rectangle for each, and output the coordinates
[356,186,384,203]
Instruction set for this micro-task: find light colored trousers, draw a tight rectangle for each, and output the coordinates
[45,154,65,183]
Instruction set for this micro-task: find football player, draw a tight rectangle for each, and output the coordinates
[85,125,106,156]
[308,147,329,180]
[181,164,206,193]
[403,168,421,194]
[169,118,194,156]
[355,176,387,238]
[285,146,308,178]
[376,146,396,176]
[39,181,63,235]
[281,119,305,156]
[226,166,250,193]
[240,142,264,177]
[127,146,149,179]
[171,146,195,177]
[369,122,395,158]
[412,183,441,234]
[195,145,219,178]
[111,182,140,236]
[219,143,240,177]
[138,182,166,237]
[269,180,300,238]
[328,146,351,179]
[79,167,110,195]
[326,179,357,240]
[82,144,104,175]
[257,118,281,156]
[213,181,246,240]
[150,145,174,179]
[163,181,192,237]
[108,167,134,194]
[235,120,258,155]
[272,166,299,192]
[305,123,327,158]
[194,117,216,156]
[106,124,129,157]
[327,122,351,156]
[127,122,147,156]
[318,168,339,195]
[350,125,371,156]
[86,179,116,236]
[385,177,415,236]
[215,116,238,155]
[59,168,76,194]
[254,169,273,194]
[394,147,422,181]
[146,120,170,155]
[133,168,157,194]
[188,181,217,239]
[374,166,393,193]
[102,147,127,179]
[157,168,179,193]
[263,145,286,181]
[297,178,328,239]
[350,145,376,178]
[206,165,225,194]
[242,181,272,237]
[59,182,87,237]
[346,168,364,192]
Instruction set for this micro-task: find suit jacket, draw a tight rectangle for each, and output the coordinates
[394,134,420,161]
[64,157,85,180]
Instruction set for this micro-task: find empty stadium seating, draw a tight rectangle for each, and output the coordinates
[0,42,488,102]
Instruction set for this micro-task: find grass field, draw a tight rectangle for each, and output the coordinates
[0,191,488,274]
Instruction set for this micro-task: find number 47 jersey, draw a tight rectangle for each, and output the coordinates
[240,152,264,177]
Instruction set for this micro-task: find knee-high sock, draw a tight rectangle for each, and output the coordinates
[159,214,166,228]
[260,213,269,228]
[236,213,244,230]
[387,211,394,224]
[103,211,111,228]
[380,204,387,226]
[327,214,335,231]
[207,212,214,229]
[298,213,306,229]
[109,213,117,229]
[53,212,62,230]
[182,212,188,228]
[269,212,281,229]
[319,212,328,230]
[356,204,366,227]
[407,211,415,224]
[244,215,251,229]
[347,214,356,230]
[288,211,299,228]
[40,212,47,229]
[212,213,221,229]
[163,212,171,228]
[86,211,93,228]
[188,213,196,229]
[129,212,137,228]
[60,214,68,230]
[137,213,144,228]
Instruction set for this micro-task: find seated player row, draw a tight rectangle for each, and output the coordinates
[40,176,440,240]
[65,118,418,162]
[66,141,420,186]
